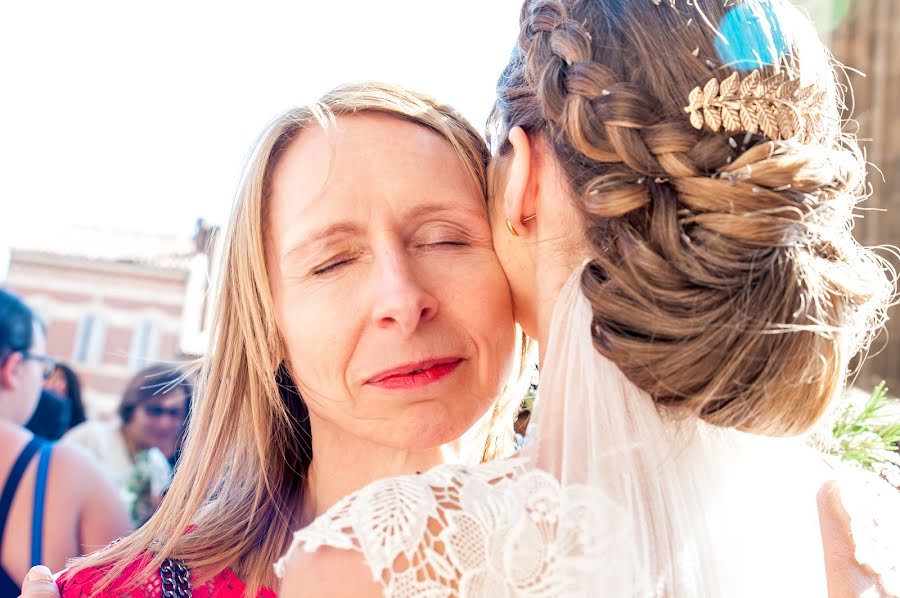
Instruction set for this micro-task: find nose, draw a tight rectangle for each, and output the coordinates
[371,250,438,336]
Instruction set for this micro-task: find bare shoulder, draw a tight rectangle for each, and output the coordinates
[817,469,900,597]
[48,443,107,488]
[279,545,382,598]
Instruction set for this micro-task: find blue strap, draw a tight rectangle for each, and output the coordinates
[31,442,53,567]
[0,437,42,549]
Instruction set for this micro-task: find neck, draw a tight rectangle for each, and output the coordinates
[303,415,456,522]
[533,249,586,364]
[0,418,26,436]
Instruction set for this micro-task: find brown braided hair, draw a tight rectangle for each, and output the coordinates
[490,0,892,436]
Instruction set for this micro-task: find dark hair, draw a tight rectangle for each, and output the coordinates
[490,0,891,436]
[53,363,87,428]
[119,363,193,424]
[0,289,36,361]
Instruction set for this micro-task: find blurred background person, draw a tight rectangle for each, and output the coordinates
[0,288,130,597]
[43,364,86,431]
[24,391,69,442]
[26,364,88,442]
[62,363,191,526]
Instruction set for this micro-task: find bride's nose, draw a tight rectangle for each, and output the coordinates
[370,250,438,336]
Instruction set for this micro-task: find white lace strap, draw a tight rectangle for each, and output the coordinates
[275,459,628,597]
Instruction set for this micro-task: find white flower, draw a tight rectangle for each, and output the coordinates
[877,463,900,488]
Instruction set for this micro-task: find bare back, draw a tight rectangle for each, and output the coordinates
[0,426,131,587]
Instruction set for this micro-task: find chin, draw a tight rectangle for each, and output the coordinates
[384,400,491,452]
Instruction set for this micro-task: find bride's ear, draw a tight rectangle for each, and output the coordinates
[502,127,537,236]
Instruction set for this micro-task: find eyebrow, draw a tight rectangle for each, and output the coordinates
[403,201,484,222]
[281,221,362,263]
[281,200,485,263]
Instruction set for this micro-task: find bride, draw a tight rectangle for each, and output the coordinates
[277,0,898,596]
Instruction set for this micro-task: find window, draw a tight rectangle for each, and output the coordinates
[72,313,106,364]
[129,319,161,370]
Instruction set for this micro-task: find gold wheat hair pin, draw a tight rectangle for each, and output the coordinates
[684,70,827,143]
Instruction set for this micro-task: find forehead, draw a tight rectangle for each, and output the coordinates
[143,387,186,407]
[267,113,481,230]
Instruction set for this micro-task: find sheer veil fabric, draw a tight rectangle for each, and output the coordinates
[524,263,829,596]
[277,265,830,596]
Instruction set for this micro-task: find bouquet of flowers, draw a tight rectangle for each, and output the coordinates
[121,447,173,527]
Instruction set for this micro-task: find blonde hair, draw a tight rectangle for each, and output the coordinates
[491,0,893,436]
[72,82,523,594]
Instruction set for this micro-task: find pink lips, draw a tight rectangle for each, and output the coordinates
[367,357,464,390]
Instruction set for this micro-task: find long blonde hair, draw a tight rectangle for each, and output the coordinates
[73,82,525,594]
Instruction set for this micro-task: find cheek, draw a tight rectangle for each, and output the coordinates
[482,280,517,379]
[447,258,516,382]
[489,218,523,295]
[489,231,534,331]
[276,285,359,401]
[130,414,150,435]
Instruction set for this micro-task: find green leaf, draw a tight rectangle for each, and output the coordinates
[823,382,900,485]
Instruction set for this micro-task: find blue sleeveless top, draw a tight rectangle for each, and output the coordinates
[0,437,53,597]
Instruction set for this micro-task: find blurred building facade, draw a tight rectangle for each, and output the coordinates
[3,220,219,415]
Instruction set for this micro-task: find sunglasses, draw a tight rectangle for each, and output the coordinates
[22,352,57,380]
[141,404,187,420]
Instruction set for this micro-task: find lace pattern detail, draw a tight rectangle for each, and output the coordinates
[276,458,624,597]
[836,466,900,596]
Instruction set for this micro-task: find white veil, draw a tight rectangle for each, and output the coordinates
[522,264,829,597]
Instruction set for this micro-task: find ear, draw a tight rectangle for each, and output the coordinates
[0,352,23,391]
[502,127,538,236]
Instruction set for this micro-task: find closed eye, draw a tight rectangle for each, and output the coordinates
[312,256,357,276]
[429,241,468,247]
[417,238,471,249]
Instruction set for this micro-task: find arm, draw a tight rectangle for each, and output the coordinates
[280,546,382,598]
[818,476,898,597]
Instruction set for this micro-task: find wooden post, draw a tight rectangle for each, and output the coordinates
[826,0,900,391]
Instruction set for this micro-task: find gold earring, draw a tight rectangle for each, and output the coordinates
[507,214,536,236]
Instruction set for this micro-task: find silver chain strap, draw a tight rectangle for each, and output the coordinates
[159,558,192,597]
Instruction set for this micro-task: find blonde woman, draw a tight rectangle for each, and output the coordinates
[19,83,527,597]
[278,1,898,596]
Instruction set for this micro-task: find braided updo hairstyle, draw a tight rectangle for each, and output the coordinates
[490,0,892,436]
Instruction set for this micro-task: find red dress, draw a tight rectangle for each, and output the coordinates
[57,555,276,597]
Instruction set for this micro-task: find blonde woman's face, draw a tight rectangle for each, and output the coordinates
[266,114,516,451]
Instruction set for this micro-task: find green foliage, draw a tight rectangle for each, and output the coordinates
[827,382,900,487]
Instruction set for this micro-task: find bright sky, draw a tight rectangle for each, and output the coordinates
[1,1,521,244]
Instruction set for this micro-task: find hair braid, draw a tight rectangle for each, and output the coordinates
[493,0,892,435]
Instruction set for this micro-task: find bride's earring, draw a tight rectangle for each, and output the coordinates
[507,214,536,237]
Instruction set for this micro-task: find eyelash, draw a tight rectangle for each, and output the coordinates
[427,241,468,248]
[313,257,356,276]
[311,241,468,276]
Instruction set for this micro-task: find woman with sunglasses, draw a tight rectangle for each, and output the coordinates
[62,364,191,526]
[0,289,130,598]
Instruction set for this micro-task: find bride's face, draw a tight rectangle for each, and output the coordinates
[266,114,516,451]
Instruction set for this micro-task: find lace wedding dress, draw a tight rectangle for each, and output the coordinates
[276,266,899,597]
